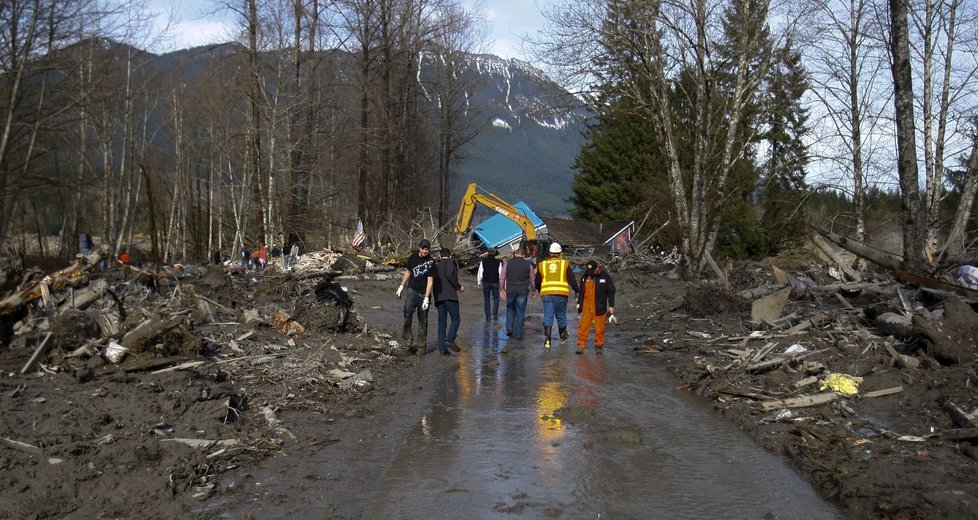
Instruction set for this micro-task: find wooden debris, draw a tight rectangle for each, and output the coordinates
[812,234,861,282]
[884,344,920,370]
[785,312,828,334]
[945,402,978,428]
[746,347,832,373]
[120,315,185,350]
[751,286,791,325]
[941,428,978,441]
[759,392,839,411]
[0,249,104,317]
[58,279,109,312]
[862,386,904,398]
[792,376,819,389]
[20,333,53,374]
[1,436,42,455]
[152,361,206,374]
[160,438,240,449]
[814,227,902,271]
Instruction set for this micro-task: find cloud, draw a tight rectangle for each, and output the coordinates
[172,19,234,48]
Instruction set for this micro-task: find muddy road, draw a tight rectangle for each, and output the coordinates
[213,278,840,519]
[5,255,975,519]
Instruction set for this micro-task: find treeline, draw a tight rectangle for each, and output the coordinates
[0,0,488,264]
[541,0,978,275]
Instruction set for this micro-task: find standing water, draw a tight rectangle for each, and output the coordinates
[366,317,843,519]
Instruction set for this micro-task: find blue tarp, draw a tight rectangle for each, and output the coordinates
[472,202,545,249]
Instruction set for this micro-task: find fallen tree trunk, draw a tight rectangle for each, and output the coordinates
[58,279,109,313]
[759,392,838,411]
[812,227,903,271]
[120,315,185,350]
[0,249,104,318]
[812,234,861,282]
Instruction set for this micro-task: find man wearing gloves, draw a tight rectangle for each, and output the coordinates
[396,239,436,354]
[576,260,616,354]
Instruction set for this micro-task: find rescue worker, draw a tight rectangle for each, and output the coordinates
[396,239,436,354]
[575,259,616,354]
[534,242,577,349]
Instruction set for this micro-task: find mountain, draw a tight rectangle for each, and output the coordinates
[443,54,591,217]
[96,41,590,219]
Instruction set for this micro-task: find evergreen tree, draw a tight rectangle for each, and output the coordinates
[760,42,810,253]
[570,99,668,223]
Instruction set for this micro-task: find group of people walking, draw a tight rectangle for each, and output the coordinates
[396,239,616,356]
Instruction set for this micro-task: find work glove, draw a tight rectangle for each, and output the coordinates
[396,285,404,298]
[608,314,619,324]
[422,297,430,310]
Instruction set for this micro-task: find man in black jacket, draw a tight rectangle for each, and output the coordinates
[576,259,616,354]
[478,249,502,321]
[434,248,464,356]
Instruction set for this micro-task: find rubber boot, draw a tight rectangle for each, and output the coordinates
[559,327,569,344]
[402,319,412,341]
[544,326,552,349]
[417,324,428,355]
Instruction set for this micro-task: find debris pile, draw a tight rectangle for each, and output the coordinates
[627,237,978,518]
[0,248,410,517]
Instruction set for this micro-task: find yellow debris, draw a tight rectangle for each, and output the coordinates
[820,373,863,396]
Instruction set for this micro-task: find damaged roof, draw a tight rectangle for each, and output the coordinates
[542,217,635,249]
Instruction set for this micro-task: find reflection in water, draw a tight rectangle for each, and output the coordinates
[456,346,474,403]
[534,360,570,489]
[574,355,606,410]
[536,380,569,440]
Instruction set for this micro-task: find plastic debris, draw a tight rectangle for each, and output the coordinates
[784,344,808,355]
[102,340,128,364]
[820,373,863,396]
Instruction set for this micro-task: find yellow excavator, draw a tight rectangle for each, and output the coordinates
[454,183,551,260]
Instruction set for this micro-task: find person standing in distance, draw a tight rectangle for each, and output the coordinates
[396,239,435,354]
[576,259,616,354]
[434,248,464,356]
[500,247,536,341]
[478,248,502,321]
[535,242,577,349]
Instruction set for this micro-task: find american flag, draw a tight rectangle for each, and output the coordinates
[350,219,365,248]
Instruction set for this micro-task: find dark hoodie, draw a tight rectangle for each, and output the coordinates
[576,262,616,316]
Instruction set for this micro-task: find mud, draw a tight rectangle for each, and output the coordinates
[0,254,976,519]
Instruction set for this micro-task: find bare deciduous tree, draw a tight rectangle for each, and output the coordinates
[531,0,803,277]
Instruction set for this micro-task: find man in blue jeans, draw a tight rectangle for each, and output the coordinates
[534,242,577,349]
[396,239,436,354]
[434,248,464,356]
[478,249,502,321]
[500,248,535,341]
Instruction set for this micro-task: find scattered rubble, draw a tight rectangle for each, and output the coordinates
[626,236,978,519]
[1,235,977,518]
[0,249,410,518]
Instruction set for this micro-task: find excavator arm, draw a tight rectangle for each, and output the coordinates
[454,183,537,240]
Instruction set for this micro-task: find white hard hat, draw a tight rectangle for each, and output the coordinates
[549,242,562,254]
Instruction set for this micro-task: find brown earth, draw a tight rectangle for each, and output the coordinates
[1,251,977,519]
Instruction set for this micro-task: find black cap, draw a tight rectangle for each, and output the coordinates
[419,239,431,248]
[586,260,598,271]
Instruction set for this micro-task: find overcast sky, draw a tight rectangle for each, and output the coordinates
[148,0,549,60]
